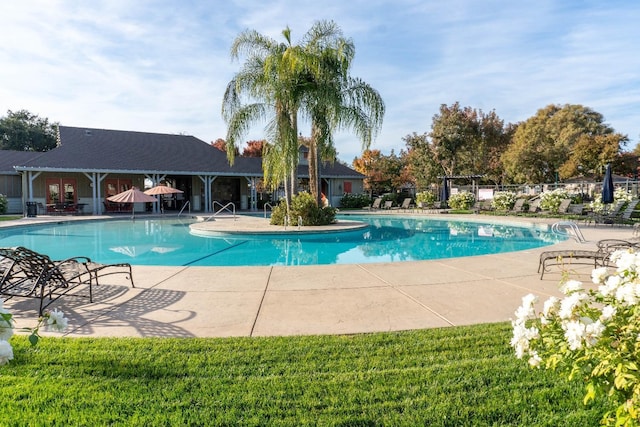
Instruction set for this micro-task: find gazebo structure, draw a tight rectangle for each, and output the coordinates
[438,174,485,203]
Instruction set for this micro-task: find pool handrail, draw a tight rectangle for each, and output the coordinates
[203,201,236,222]
[177,201,190,217]
[263,202,273,218]
[551,221,587,243]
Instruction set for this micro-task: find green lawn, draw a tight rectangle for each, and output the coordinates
[0,322,605,426]
[0,215,21,221]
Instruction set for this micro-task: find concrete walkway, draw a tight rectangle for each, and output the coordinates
[2,213,637,338]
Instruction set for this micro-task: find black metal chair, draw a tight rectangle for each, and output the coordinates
[0,247,133,315]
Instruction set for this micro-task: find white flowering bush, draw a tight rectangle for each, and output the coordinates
[447,191,475,210]
[539,188,570,213]
[415,191,436,207]
[0,299,67,365]
[615,188,634,203]
[491,191,517,211]
[511,250,640,426]
[590,188,634,214]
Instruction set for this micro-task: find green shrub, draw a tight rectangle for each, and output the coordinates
[0,194,7,214]
[339,193,371,209]
[447,191,475,210]
[491,191,517,211]
[540,188,570,213]
[415,191,436,207]
[270,192,337,226]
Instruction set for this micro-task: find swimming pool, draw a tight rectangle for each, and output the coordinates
[0,215,562,266]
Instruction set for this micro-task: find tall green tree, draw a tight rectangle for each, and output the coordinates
[475,110,513,184]
[429,102,480,177]
[0,110,58,151]
[300,21,384,205]
[222,27,302,211]
[501,104,627,183]
[223,21,384,211]
[402,132,439,191]
[414,103,509,185]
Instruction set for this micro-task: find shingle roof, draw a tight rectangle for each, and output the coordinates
[297,162,364,179]
[0,150,44,174]
[8,125,362,178]
[13,126,254,175]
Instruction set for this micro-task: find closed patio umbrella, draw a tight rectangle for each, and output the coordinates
[107,187,156,219]
[440,177,449,206]
[602,164,614,205]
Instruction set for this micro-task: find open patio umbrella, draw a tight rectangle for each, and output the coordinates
[144,185,184,213]
[107,187,156,218]
[144,185,184,196]
[602,164,615,205]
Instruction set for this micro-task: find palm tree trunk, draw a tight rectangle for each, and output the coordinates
[309,124,321,205]
[289,109,299,200]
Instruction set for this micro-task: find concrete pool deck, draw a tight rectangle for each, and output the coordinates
[2,213,638,338]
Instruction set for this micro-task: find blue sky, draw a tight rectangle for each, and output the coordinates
[1,0,638,163]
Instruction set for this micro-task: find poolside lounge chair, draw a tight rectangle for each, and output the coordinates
[368,198,382,211]
[613,199,638,225]
[538,239,639,279]
[567,203,584,215]
[383,200,394,210]
[417,201,432,212]
[509,199,526,214]
[557,198,572,215]
[472,199,492,214]
[527,199,540,214]
[399,198,413,212]
[0,246,133,315]
[585,200,625,226]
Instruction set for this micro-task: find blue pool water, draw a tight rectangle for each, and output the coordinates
[0,215,562,266]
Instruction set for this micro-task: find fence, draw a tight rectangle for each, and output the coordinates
[448,179,640,201]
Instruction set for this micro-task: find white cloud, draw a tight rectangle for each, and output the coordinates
[0,0,638,163]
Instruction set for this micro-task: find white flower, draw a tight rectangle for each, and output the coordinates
[0,324,13,342]
[600,305,617,322]
[563,320,586,351]
[613,250,640,272]
[615,283,640,306]
[558,292,587,320]
[541,297,559,324]
[561,280,583,294]
[514,294,538,321]
[543,297,559,316]
[0,340,14,365]
[599,274,622,297]
[592,267,609,284]
[44,309,68,332]
[511,319,539,359]
[584,319,605,347]
[528,350,542,368]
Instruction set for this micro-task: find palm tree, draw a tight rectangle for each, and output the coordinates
[222,21,384,211]
[222,27,303,211]
[299,21,385,205]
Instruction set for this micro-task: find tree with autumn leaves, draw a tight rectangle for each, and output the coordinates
[354,103,632,194]
[352,149,410,196]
